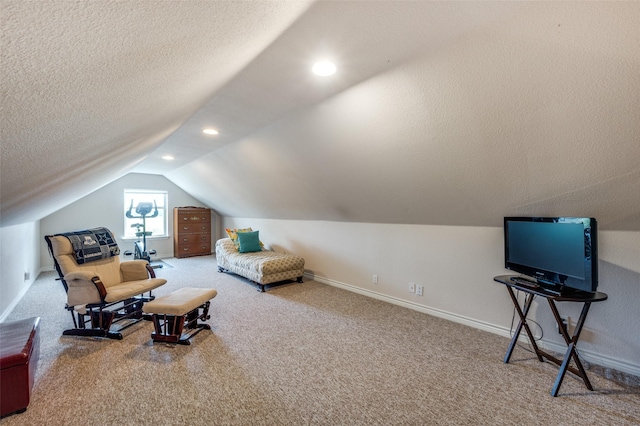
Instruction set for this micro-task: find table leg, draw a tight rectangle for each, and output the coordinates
[548,300,593,396]
[504,287,543,363]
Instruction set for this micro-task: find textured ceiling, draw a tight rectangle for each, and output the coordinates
[2,1,640,230]
[1,0,311,225]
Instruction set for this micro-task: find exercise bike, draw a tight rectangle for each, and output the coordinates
[124,200,161,267]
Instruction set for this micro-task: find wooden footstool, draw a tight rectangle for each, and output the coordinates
[142,288,217,345]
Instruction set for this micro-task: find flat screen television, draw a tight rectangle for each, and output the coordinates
[504,217,598,293]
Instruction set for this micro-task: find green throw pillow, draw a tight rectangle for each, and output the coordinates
[237,230,262,253]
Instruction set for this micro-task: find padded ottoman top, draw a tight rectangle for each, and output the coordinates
[0,317,40,369]
[143,288,218,316]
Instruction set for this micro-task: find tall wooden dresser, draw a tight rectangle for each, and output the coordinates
[173,207,212,258]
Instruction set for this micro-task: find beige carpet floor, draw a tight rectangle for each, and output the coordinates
[3,255,639,425]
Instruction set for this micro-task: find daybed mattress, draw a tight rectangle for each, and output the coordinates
[215,238,305,285]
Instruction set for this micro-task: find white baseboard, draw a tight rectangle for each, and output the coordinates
[0,276,37,322]
[305,272,640,378]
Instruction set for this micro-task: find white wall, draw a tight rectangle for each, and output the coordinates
[0,221,40,321]
[223,218,640,376]
[170,3,640,232]
[40,173,215,269]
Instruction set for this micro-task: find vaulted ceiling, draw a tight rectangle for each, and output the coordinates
[2,1,639,230]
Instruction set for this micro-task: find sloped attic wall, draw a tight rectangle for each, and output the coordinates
[167,2,640,231]
[0,0,311,227]
[2,2,638,229]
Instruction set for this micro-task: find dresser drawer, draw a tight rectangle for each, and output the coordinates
[176,211,211,223]
[177,242,211,256]
[176,233,210,245]
[177,222,211,234]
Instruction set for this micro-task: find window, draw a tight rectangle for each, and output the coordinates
[123,190,168,239]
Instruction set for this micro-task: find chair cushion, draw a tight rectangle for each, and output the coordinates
[104,278,167,303]
[48,235,122,287]
[120,260,154,281]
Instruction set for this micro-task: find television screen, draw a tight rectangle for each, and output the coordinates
[504,217,598,292]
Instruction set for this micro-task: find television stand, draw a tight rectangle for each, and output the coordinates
[494,275,608,397]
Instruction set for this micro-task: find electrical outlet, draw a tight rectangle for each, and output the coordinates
[409,282,415,293]
[372,274,378,284]
[24,272,30,281]
[416,285,423,296]
[557,316,569,334]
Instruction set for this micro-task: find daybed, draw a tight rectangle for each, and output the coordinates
[216,237,305,292]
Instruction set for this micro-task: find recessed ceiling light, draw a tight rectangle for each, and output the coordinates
[312,61,336,77]
[162,155,174,161]
[203,128,219,135]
